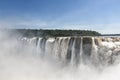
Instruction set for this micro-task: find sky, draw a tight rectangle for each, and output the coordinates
[0,0,120,34]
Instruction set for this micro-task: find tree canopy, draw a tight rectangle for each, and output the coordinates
[11,29,101,37]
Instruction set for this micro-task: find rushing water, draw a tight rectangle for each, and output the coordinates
[0,32,120,80]
[21,36,120,66]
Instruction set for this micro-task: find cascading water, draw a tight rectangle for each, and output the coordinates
[70,37,75,66]
[36,38,42,56]
[79,37,83,64]
[20,36,120,67]
[1,32,120,80]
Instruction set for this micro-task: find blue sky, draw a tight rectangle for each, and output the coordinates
[0,0,120,33]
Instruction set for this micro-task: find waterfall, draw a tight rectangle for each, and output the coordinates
[36,38,42,56]
[45,38,55,58]
[80,37,83,64]
[70,38,75,66]
[91,37,99,66]
[20,36,120,67]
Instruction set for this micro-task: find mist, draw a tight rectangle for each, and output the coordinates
[0,31,120,80]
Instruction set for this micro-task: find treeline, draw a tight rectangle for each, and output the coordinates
[12,29,101,37]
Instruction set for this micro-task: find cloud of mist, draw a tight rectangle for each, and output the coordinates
[0,30,120,80]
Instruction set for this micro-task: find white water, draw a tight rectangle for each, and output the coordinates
[0,32,120,80]
[70,38,75,66]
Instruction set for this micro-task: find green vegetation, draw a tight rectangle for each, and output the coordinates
[13,29,101,37]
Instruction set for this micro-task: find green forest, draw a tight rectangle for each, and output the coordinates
[11,29,101,37]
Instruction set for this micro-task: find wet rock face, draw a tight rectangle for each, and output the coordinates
[20,36,120,67]
[95,38,102,46]
[40,38,46,53]
[83,37,92,56]
[74,38,81,64]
